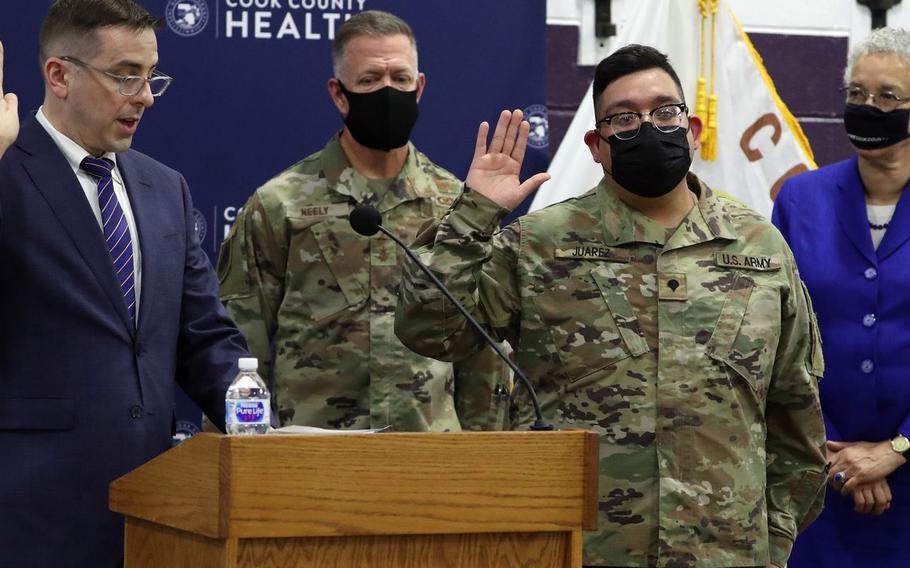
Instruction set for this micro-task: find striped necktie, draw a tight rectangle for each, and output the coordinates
[80,157,136,322]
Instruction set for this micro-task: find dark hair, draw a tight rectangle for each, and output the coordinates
[592,44,685,110]
[39,0,161,63]
[332,10,417,76]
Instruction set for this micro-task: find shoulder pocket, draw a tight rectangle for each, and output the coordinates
[217,222,252,299]
[801,281,825,378]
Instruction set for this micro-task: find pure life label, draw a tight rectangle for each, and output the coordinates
[227,400,268,424]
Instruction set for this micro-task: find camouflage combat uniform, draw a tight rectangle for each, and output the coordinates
[217,135,505,431]
[395,174,828,567]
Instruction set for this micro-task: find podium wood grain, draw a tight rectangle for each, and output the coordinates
[111,431,598,567]
[126,526,573,568]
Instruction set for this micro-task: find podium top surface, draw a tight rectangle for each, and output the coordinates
[110,430,599,539]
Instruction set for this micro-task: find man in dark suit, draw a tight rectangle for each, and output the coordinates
[0,1,249,565]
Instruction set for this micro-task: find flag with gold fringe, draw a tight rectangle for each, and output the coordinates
[531,0,816,218]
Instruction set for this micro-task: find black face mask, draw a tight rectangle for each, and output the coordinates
[338,82,419,151]
[843,103,910,150]
[602,123,692,198]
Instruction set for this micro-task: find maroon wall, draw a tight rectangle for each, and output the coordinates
[547,25,854,167]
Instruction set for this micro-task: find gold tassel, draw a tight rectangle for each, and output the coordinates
[703,94,718,160]
[696,78,708,125]
[696,0,708,122]
[701,0,719,161]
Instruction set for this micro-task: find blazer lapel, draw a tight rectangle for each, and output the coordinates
[18,120,136,336]
[117,152,156,336]
[835,158,877,266]
[875,177,910,261]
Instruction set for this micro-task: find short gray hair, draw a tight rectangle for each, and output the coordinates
[332,10,417,78]
[845,27,910,83]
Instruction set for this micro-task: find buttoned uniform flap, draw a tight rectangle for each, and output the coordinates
[531,254,647,384]
[0,397,75,431]
[704,271,782,395]
[287,214,369,321]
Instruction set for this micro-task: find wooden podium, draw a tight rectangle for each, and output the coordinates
[110,430,599,567]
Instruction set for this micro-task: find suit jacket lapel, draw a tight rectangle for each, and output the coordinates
[835,158,877,266]
[875,177,910,261]
[18,119,136,336]
[117,152,156,336]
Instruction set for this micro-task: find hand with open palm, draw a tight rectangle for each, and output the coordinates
[465,109,550,211]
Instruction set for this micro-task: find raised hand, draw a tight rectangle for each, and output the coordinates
[465,109,550,211]
[0,41,19,158]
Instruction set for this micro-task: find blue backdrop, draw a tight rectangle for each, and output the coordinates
[1,0,548,435]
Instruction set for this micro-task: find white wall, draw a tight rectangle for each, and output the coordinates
[549,0,910,66]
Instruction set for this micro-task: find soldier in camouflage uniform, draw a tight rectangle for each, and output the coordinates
[217,10,505,432]
[395,45,828,567]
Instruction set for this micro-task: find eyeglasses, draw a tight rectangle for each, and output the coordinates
[595,102,688,140]
[841,86,907,112]
[60,56,173,97]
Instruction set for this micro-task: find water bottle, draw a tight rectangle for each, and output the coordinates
[225,357,270,435]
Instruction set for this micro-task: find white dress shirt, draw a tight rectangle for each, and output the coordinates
[36,107,142,320]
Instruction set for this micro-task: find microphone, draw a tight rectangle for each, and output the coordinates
[349,205,383,237]
[349,205,553,431]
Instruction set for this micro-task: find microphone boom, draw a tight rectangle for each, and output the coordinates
[349,205,553,431]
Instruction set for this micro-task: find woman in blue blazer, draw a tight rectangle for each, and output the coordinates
[773,27,910,567]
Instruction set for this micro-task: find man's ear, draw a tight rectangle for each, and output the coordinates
[583,129,603,163]
[415,72,426,102]
[327,78,347,115]
[45,58,70,100]
[687,114,703,151]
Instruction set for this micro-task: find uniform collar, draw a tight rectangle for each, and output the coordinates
[597,172,738,248]
[319,133,435,212]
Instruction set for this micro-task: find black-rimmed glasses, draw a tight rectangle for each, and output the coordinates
[596,102,688,140]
